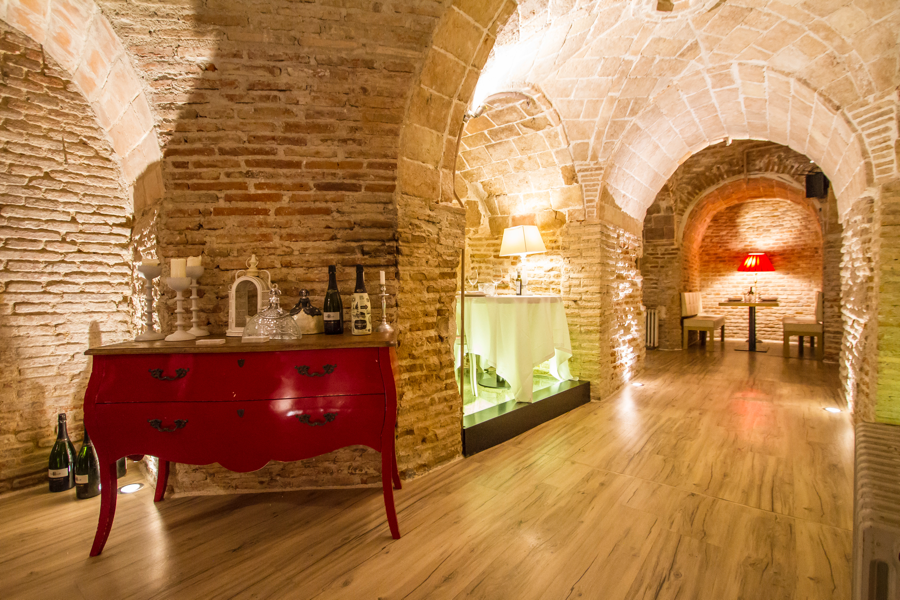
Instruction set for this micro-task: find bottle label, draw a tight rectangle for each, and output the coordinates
[75,474,88,484]
[49,468,69,479]
[351,293,372,335]
[324,312,341,321]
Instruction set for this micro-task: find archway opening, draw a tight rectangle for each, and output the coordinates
[454,89,586,419]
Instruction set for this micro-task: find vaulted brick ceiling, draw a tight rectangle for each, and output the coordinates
[475,0,899,219]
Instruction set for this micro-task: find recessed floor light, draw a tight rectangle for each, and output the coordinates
[118,483,143,494]
[824,407,841,413]
[632,382,644,387]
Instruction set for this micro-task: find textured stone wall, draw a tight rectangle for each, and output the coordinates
[0,25,132,493]
[822,187,843,362]
[697,199,823,342]
[876,180,900,424]
[842,196,878,422]
[561,215,644,398]
[394,0,516,477]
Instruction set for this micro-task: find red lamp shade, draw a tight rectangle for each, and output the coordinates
[738,252,774,272]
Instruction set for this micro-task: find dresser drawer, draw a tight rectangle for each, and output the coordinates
[88,396,386,472]
[92,348,384,403]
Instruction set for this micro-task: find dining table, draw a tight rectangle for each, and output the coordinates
[718,300,780,352]
[459,294,573,403]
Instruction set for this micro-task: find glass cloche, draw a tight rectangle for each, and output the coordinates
[242,286,302,340]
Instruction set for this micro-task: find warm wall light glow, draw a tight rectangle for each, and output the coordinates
[119,483,143,494]
[738,252,774,272]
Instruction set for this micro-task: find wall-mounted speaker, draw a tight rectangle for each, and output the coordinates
[806,172,829,198]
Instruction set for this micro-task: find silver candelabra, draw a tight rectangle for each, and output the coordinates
[375,284,393,334]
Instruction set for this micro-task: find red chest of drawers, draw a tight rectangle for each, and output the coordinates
[83,332,401,557]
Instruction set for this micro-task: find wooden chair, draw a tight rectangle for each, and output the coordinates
[681,292,726,349]
[783,291,823,360]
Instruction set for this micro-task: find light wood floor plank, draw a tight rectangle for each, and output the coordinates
[0,341,853,599]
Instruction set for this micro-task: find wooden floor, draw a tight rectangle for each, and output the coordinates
[0,341,853,599]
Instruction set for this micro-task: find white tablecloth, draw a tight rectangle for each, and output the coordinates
[459,295,573,403]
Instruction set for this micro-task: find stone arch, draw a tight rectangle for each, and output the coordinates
[680,177,819,249]
[393,0,517,473]
[603,65,870,221]
[456,84,585,233]
[0,0,162,207]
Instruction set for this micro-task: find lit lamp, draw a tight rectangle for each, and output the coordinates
[499,225,546,295]
[737,252,774,298]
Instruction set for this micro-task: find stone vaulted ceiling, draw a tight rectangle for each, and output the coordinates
[475,0,900,220]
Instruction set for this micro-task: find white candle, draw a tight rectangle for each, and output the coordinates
[380,270,385,285]
[141,258,159,266]
[171,258,187,278]
[187,255,201,267]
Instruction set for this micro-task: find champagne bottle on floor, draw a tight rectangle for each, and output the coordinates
[351,265,372,335]
[75,430,101,499]
[48,413,75,492]
[324,265,344,335]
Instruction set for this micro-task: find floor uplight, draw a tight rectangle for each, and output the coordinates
[118,483,144,494]
[632,382,644,387]
[824,407,841,413]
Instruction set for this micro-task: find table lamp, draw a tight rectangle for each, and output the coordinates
[499,225,546,295]
[737,252,774,298]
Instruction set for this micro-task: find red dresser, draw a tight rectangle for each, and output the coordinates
[83,332,401,557]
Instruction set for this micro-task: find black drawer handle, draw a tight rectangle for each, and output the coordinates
[296,413,336,427]
[295,365,336,377]
[148,419,188,432]
[149,368,189,381]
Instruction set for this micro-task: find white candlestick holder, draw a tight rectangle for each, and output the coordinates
[375,284,393,334]
[185,265,209,337]
[165,277,196,342]
[135,264,164,341]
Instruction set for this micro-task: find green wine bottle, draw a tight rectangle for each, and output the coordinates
[75,429,101,499]
[48,413,75,493]
[323,265,344,335]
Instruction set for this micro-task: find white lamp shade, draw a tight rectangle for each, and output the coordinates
[499,225,547,256]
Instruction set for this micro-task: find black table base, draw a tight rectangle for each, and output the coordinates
[734,306,768,353]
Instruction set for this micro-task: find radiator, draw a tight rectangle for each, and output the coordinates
[854,422,900,600]
[645,308,659,349]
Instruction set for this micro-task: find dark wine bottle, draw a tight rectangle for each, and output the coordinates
[75,429,101,499]
[324,265,344,335]
[48,413,75,492]
[351,265,372,336]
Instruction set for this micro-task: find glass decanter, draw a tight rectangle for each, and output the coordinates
[242,286,302,340]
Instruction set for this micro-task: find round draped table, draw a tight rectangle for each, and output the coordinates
[460,295,573,403]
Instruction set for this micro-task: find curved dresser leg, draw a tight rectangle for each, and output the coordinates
[382,448,401,539]
[154,460,169,503]
[391,448,401,490]
[90,459,119,557]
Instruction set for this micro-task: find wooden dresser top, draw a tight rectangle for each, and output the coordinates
[86,331,398,355]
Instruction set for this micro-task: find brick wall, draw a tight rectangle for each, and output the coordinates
[876,180,900,424]
[697,199,823,342]
[842,196,878,422]
[0,25,132,493]
[94,0,453,495]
